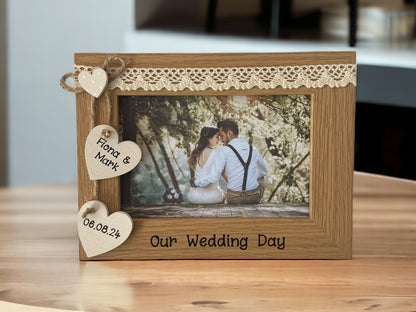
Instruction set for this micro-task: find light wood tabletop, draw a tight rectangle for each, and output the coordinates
[0,172,415,311]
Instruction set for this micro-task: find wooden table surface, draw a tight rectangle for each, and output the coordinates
[0,172,415,311]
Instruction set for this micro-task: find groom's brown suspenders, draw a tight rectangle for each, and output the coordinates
[226,144,253,191]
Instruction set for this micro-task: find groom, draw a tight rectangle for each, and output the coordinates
[191,118,268,204]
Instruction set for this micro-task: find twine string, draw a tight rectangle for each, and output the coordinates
[104,91,112,125]
[60,55,126,201]
[103,55,126,80]
[92,180,99,201]
[90,96,97,128]
[60,72,84,93]
[82,207,96,219]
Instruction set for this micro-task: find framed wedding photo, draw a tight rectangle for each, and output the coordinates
[74,52,356,260]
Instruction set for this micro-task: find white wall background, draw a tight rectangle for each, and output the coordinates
[7,0,134,186]
[0,0,7,186]
[5,0,414,186]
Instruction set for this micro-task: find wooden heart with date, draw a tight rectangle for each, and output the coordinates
[78,200,133,258]
[85,125,142,180]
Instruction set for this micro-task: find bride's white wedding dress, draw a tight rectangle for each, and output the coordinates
[188,149,226,204]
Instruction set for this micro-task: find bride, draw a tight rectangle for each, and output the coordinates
[187,126,226,204]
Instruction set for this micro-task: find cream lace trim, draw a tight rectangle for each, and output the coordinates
[74,64,356,91]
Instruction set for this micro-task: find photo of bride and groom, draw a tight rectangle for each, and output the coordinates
[119,94,310,218]
[188,119,267,205]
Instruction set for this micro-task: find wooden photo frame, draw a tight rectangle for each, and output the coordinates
[74,52,356,260]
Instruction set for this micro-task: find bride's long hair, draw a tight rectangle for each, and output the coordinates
[188,126,219,170]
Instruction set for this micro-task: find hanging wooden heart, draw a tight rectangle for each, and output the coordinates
[78,200,133,258]
[85,125,142,180]
[78,68,108,98]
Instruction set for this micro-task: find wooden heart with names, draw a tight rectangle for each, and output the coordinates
[85,125,142,180]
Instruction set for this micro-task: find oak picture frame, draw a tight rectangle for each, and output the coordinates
[75,52,356,260]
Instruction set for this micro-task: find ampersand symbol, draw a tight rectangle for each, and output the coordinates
[123,156,131,164]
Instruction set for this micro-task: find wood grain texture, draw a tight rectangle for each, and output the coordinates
[0,173,414,311]
[74,52,356,67]
[75,52,356,260]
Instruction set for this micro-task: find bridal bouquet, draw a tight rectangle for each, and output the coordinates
[163,188,183,204]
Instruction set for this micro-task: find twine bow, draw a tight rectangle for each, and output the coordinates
[102,55,126,81]
[60,55,126,200]
[60,55,126,94]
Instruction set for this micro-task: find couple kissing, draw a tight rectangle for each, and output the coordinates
[188,118,268,205]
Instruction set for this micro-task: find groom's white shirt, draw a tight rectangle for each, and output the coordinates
[194,138,268,191]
